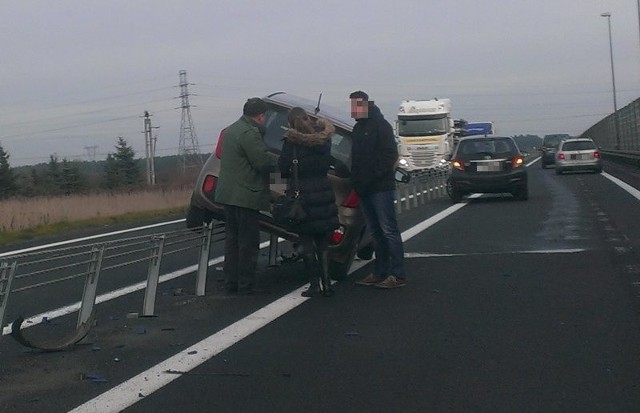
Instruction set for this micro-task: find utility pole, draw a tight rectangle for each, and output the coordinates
[142,111,159,185]
[601,12,620,150]
[177,70,204,173]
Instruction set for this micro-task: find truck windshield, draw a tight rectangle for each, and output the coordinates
[397,117,448,137]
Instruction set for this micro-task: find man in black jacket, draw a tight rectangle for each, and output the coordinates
[349,90,407,288]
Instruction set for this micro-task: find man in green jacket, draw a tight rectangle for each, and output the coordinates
[215,97,277,294]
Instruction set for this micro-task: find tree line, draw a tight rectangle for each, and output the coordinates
[0,137,202,200]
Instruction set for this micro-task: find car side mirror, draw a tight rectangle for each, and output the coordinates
[394,167,411,184]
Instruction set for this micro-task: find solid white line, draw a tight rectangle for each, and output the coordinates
[67,287,312,413]
[2,239,275,336]
[0,219,186,258]
[405,248,586,258]
[67,202,469,412]
[602,172,640,201]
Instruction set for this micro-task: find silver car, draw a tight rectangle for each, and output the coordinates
[555,138,602,174]
[186,92,409,279]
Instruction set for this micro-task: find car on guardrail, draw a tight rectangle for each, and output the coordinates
[185,92,410,280]
[445,135,528,202]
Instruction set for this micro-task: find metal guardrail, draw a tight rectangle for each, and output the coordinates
[0,223,224,349]
[0,170,450,349]
[601,149,640,168]
[395,166,450,212]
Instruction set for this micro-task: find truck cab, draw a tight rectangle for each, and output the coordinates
[395,98,453,171]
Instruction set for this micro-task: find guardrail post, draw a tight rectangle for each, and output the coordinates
[439,170,447,197]
[411,181,419,209]
[195,223,213,297]
[403,185,411,212]
[142,235,166,315]
[427,173,434,201]
[268,234,279,266]
[0,260,17,340]
[417,175,425,205]
[77,245,105,328]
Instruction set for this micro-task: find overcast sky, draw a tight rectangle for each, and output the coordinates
[2,0,639,166]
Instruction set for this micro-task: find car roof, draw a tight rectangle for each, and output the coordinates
[264,92,355,132]
[457,135,514,143]
[563,138,594,143]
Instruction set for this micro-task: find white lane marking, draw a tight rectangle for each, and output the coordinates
[0,219,186,258]
[67,201,473,412]
[405,249,586,258]
[2,239,274,336]
[602,172,640,201]
[67,287,312,413]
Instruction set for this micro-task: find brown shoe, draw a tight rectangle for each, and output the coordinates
[375,275,407,289]
[356,274,385,286]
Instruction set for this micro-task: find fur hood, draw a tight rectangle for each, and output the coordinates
[284,118,335,147]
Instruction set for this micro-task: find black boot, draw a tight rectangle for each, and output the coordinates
[320,251,334,297]
[301,253,322,297]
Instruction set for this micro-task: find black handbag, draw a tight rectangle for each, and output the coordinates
[272,147,307,227]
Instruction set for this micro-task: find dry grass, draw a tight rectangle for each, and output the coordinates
[0,187,193,233]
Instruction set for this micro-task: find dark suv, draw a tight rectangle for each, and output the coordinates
[186,92,407,279]
[540,134,570,168]
[445,136,528,202]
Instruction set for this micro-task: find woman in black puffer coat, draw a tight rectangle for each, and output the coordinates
[278,107,339,297]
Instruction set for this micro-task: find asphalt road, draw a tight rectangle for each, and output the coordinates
[1,158,640,413]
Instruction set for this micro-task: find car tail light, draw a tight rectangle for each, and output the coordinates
[342,190,360,208]
[214,129,226,159]
[202,175,217,194]
[451,159,465,171]
[330,226,345,245]
[557,153,565,160]
[511,155,524,168]
[593,150,601,158]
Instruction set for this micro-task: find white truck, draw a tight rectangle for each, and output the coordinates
[395,98,454,171]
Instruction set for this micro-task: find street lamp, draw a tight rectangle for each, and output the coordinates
[600,12,621,149]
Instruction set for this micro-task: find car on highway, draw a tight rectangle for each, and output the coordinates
[185,92,410,280]
[540,133,570,169]
[555,137,602,175]
[445,135,528,202]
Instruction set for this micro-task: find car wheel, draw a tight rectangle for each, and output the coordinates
[595,168,602,174]
[446,179,463,203]
[356,243,374,260]
[555,168,562,175]
[186,205,213,229]
[541,162,546,169]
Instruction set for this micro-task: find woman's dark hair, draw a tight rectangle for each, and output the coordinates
[287,107,314,133]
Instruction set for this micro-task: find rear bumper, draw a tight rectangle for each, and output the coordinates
[449,169,527,193]
[555,159,602,171]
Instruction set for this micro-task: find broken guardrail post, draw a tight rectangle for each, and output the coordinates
[142,235,166,315]
[77,245,105,328]
[0,260,18,341]
[195,223,213,297]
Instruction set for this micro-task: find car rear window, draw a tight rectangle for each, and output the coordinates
[458,138,517,158]
[262,104,353,174]
[561,141,597,151]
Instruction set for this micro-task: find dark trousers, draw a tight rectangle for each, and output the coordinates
[223,205,260,292]
[359,190,406,278]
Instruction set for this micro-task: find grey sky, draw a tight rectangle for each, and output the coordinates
[1,0,639,166]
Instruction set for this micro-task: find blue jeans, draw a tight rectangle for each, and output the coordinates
[359,190,406,278]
